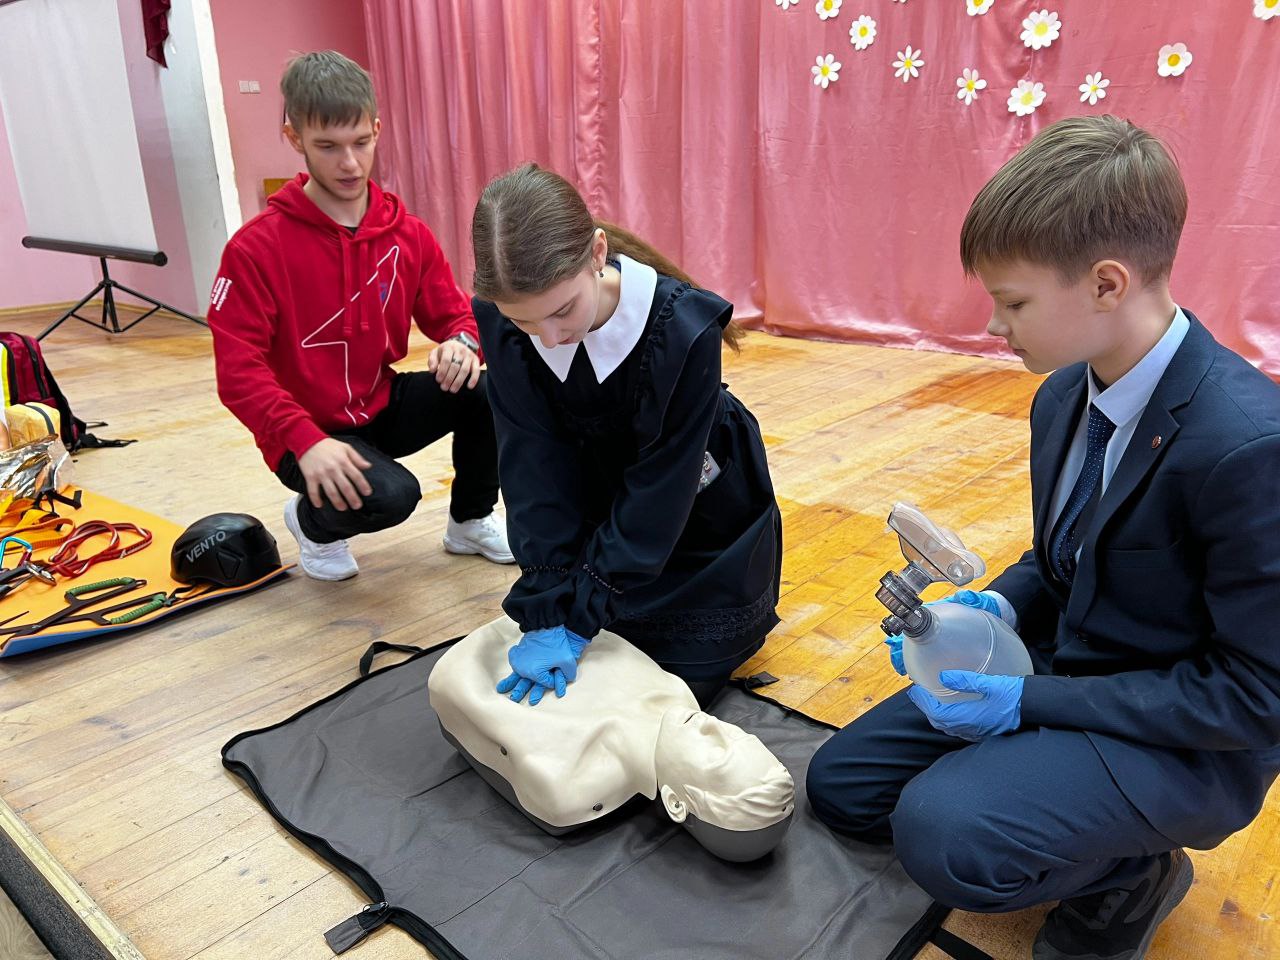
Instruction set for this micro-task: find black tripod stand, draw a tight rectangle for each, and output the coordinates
[22,237,208,341]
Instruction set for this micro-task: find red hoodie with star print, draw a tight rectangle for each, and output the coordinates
[208,175,477,469]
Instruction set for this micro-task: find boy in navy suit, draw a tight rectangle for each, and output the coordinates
[807,115,1280,960]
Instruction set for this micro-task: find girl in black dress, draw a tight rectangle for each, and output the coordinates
[471,163,781,708]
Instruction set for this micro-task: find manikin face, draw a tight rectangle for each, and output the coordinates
[977,259,1124,375]
[655,708,794,831]
[492,229,610,349]
[285,114,381,206]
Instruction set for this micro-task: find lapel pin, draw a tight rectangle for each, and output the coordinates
[1151,435,1162,449]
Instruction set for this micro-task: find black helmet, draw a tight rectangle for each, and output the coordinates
[171,513,281,587]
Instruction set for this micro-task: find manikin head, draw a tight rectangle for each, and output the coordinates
[655,707,795,861]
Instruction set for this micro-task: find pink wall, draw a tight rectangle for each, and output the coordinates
[0,112,95,309]
[209,0,371,225]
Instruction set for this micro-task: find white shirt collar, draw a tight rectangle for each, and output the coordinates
[1088,306,1191,427]
[529,254,658,383]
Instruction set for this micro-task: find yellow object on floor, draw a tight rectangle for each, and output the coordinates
[0,488,289,657]
[2,402,60,449]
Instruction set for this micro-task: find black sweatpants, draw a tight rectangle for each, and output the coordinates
[275,371,499,543]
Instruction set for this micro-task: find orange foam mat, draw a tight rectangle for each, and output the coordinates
[0,489,290,658]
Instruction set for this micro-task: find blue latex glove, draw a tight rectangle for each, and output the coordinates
[883,590,1002,675]
[495,626,591,706]
[907,670,1024,741]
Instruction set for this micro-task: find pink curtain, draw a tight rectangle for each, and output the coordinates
[363,0,1280,374]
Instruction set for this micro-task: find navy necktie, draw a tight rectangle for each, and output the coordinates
[1049,403,1116,585]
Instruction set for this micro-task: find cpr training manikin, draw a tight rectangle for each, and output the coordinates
[428,617,796,862]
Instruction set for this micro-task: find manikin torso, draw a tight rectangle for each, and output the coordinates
[428,617,795,859]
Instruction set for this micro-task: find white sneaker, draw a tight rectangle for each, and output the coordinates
[283,496,359,581]
[444,511,515,564]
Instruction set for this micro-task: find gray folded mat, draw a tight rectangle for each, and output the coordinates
[222,641,986,959]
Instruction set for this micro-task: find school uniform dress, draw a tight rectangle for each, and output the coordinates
[806,309,1280,912]
[473,254,781,685]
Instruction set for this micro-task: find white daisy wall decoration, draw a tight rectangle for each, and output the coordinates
[956,68,987,106]
[1078,72,1109,105]
[812,54,842,88]
[968,0,994,14]
[893,46,924,83]
[1157,43,1193,77]
[816,0,842,20]
[1007,79,1046,116]
[850,16,877,50]
[1021,10,1061,50]
[1256,0,1279,20]
[776,0,800,9]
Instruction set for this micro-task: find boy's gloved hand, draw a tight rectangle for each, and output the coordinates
[883,590,1003,675]
[943,588,1003,617]
[496,626,591,706]
[907,670,1024,740]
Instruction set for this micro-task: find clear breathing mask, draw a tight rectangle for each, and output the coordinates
[876,502,986,638]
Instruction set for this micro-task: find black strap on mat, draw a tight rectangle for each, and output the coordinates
[883,901,995,960]
[932,926,996,960]
[324,901,392,955]
[357,641,425,677]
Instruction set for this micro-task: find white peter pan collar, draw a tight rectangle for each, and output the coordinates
[529,253,658,383]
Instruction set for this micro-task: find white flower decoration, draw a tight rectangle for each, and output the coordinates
[893,45,924,83]
[892,0,906,4]
[1256,0,1280,20]
[967,0,994,14]
[816,0,842,20]
[1007,79,1046,116]
[812,54,842,89]
[1078,71,1109,105]
[1157,42,1193,77]
[776,0,800,9]
[1020,10,1061,50]
[849,15,877,50]
[956,68,987,106]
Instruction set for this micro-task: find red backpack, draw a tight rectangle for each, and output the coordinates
[0,332,132,450]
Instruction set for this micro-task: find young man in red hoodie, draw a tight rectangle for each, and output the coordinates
[208,51,511,580]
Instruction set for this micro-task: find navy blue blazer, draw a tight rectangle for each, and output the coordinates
[988,313,1280,847]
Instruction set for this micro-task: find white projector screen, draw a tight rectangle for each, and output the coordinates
[0,0,159,253]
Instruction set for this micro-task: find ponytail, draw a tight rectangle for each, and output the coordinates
[595,219,744,353]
